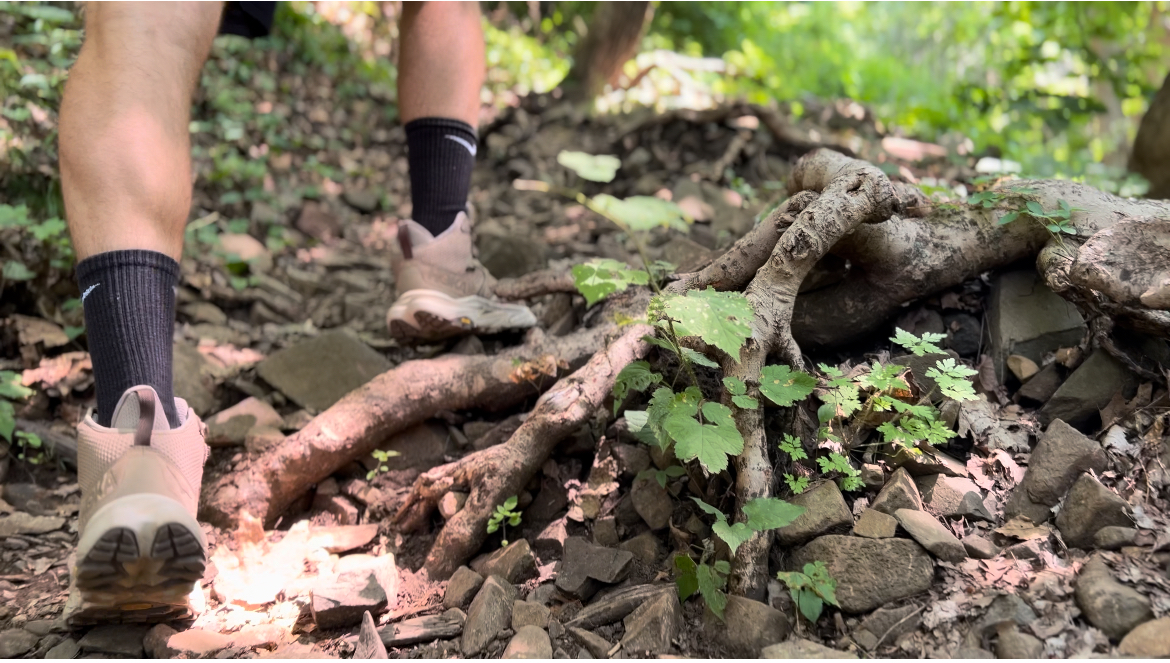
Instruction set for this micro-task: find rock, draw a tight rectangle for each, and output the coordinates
[703,596,790,657]
[611,443,651,479]
[477,232,548,280]
[853,509,897,539]
[231,624,284,648]
[914,475,988,521]
[1005,419,1108,524]
[567,628,612,658]
[1017,362,1063,404]
[207,397,282,446]
[0,630,40,658]
[45,638,80,659]
[555,537,634,600]
[445,566,485,609]
[356,610,389,659]
[1056,474,1131,549]
[472,539,538,584]
[219,232,273,273]
[0,511,64,536]
[870,468,923,516]
[619,532,662,564]
[894,509,967,562]
[854,604,920,651]
[761,638,857,658]
[380,609,465,647]
[462,576,518,656]
[313,493,360,525]
[889,448,969,478]
[592,517,619,547]
[503,625,553,659]
[962,535,1000,560]
[257,330,391,412]
[370,421,449,472]
[943,313,981,357]
[439,492,468,520]
[527,583,557,606]
[1093,526,1138,550]
[22,620,57,637]
[525,477,569,522]
[245,425,285,452]
[144,624,178,658]
[955,492,994,522]
[172,341,217,415]
[309,523,379,553]
[1075,555,1153,639]
[181,301,228,325]
[310,569,389,629]
[775,481,853,546]
[1039,349,1137,427]
[165,628,234,658]
[630,477,672,530]
[1006,354,1040,381]
[621,588,680,656]
[955,647,996,658]
[791,536,934,614]
[77,625,150,657]
[296,202,343,241]
[566,585,671,629]
[1119,617,1170,657]
[512,600,550,629]
[342,189,380,213]
[860,464,885,490]
[333,553,399,607]
[995,624,1043,659]
[988,267,1086,382]
[974,594,1037,637]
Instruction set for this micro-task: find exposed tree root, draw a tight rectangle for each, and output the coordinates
[494,270,578,300]
[395,322,652,580]
[200,324,616,529]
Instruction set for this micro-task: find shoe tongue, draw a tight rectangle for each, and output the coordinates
[110,386,171,434]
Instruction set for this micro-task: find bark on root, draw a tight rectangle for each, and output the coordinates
[200,325,614,529]
[395,322,652,580]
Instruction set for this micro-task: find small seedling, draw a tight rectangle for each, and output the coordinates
[365,449,401,481]
[777,561,840,623]
[13,431,46,465]
[487,495,522,547]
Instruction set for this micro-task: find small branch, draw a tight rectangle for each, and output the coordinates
[494,270,577,300]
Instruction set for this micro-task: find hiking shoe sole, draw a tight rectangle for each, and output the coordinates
[387,289,536,343]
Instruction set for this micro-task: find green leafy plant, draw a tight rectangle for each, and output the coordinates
[13,431,46,465]
[999,198,1081,239]
[486,495,523,547]
[776,561,840,623]
[0,371,34,444]
[365,448,401,481]
[637,464,688,489]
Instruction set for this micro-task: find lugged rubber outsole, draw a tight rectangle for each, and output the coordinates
[387,290,536,343]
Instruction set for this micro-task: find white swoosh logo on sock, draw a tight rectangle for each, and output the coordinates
[82,283,100,302]
[445,135,477,157]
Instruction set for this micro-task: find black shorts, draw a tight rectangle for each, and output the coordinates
[219,1,278,39]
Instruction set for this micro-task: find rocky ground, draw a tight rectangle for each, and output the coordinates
[2,65,1170,660]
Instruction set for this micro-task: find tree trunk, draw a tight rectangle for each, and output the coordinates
[1130,71,1170,198]
[562,1,653,103]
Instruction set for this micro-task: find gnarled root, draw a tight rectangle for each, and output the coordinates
[395,323,653,580]
[200,325,614,529]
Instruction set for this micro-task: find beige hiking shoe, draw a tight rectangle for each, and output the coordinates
[387,210,536,342]
[67,385,210,625]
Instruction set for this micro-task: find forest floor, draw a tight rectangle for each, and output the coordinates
[2,27,1170,661]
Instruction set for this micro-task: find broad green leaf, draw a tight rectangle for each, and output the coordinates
[712,520,754,555]
[0,400,13,442]
[1025,200,1046,217]
[662,289,753,358]
[742,497,806,531]
[680,347,719,368]
[713,560,731,574]
[691,497,727,522]
[697,564,728,619]
[503,495,518,510]
[571,259,649,307]
[723,377,747,395]
[624,409,650,432]
[666,406,743,474]
[0,372,33,400]
[796,591,824,623]
[998,210,1020,226]
[3,261,35,281]
[732,395,759,409]
[557,151,620,182]
[612,361,662,415]
[674,554,699,601]
[591,194,688,232]
[759,365,816,406]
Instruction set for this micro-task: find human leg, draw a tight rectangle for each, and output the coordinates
[60,1,222,624]
[388,1,536,341]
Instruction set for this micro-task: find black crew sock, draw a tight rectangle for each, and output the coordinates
[76,250,181,428]
[405,117,477,236]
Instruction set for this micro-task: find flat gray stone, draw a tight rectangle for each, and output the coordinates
[988,268,1085,382]
[0,511,64,536]
[207,397,282,446]
[0,630,40,658]
[870,468,923,516]
[974,593,1037,637]
[852,509,897,539]
[257,330,391,412]
[568,627,612,658]
[164,628,234,658]
[703,596,790,657]
[1017,362,1063,404]
[894,509,967,562]
[1075,556,1152,639]
[1039,349,1136,427]
[173,342,217,415]
[444,566,485,609]
[1023,419,1108,507]
[791,536,934,614]
[1093,526,1138,550]
[356,610,389,659]
[462,576,517,656]
[962,535,1000,560]
[995,624,1043,658]
[556,537,634,601]
[761,638,857,658]
[471,539,537,584]
[511,600,550,629]
[77,625,150,657]
[566,584,671,629]
[310,569,389,629]
[775,481,852,546]
[503,625,552,659]
[621,589,679,656]
[915,475,988,520]
[1056,474,1131,549]
[857,604,921,648]
[618,532,661,564]
[379,608,465,647]
[1119,617,1170,658]
[45,637,80,659]
[630,477,672,530]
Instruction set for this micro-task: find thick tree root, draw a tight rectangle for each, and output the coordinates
[395,323,653,580]
[200,325,614,529]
